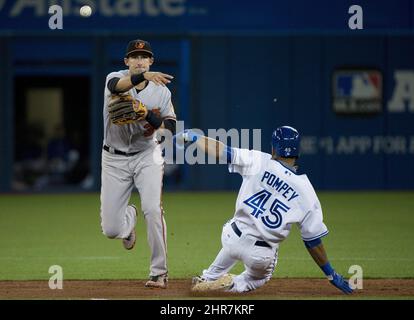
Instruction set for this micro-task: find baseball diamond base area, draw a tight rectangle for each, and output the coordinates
[0,279,413,299]
[1,192,414,300]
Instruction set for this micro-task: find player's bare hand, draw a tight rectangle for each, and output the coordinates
[144,72,174,86]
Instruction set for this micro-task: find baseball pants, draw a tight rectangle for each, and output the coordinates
[100,144,168,277]
[201,219,278,292]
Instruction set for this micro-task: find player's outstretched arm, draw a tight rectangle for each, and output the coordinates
[174,130,232,162]
[196,136,226,160]
[108,72,174,93]
[304,239,354,294]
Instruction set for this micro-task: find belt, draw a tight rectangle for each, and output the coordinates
[103,145,140,156]
[231,222,271,248]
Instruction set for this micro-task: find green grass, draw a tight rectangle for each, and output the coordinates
[0,192,413,280]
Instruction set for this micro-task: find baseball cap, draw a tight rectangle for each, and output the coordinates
[125,39,153,58]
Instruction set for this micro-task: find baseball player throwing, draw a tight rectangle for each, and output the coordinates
[175,126,353,294]
[100,39,176,289]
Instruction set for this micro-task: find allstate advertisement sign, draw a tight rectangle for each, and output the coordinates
[0,0,209,31]
[0,0,188,17]
[1,0,411,32]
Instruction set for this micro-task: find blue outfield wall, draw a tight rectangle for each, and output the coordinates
[191,35,414,190]
[1,34,413,191]
[0,34,413,191]
[1,0,414,191]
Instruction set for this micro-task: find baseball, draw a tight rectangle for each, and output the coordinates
[80,5,92,17]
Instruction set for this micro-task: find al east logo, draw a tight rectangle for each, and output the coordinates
[2,0,187,17]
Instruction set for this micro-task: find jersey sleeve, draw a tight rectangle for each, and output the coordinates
[228,148,263,176]
[297,199,329,241]
[159,90,176,120]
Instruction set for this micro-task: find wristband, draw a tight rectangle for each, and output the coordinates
[145,110,163,129]
[131,72,146,86]
[225,146,234,163]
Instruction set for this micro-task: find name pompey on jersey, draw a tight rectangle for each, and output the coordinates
[261,171,299,202]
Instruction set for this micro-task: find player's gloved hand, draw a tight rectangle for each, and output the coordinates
[183,129,200,143]
[328,271,353,294]
[173,130,200,149]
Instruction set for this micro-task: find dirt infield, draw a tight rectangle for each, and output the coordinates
[1,279,413,299]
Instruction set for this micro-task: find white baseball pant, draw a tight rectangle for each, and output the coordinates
[100,144,167,277]
[201,219,278,292]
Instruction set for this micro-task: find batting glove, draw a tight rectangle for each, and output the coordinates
[328,271,354,294]
[183,129,200,142]
[173,130,200,149]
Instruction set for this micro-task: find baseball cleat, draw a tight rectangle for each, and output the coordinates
[145,273,168,289]
[122,205,137,250]
[191,275,207,286]
[191,273,234,292]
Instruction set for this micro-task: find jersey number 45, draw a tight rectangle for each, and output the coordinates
[243,189,290,229]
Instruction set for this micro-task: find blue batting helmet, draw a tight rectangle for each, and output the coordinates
[271,126,300,157]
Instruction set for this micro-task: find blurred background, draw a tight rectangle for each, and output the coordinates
[0,0,413,193]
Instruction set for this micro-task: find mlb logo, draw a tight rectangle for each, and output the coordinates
[333,70,383,114]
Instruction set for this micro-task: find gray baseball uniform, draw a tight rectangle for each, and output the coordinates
[100,69,176,277]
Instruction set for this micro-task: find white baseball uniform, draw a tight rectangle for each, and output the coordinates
[201,148,328,292]
[100,69,176,277]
